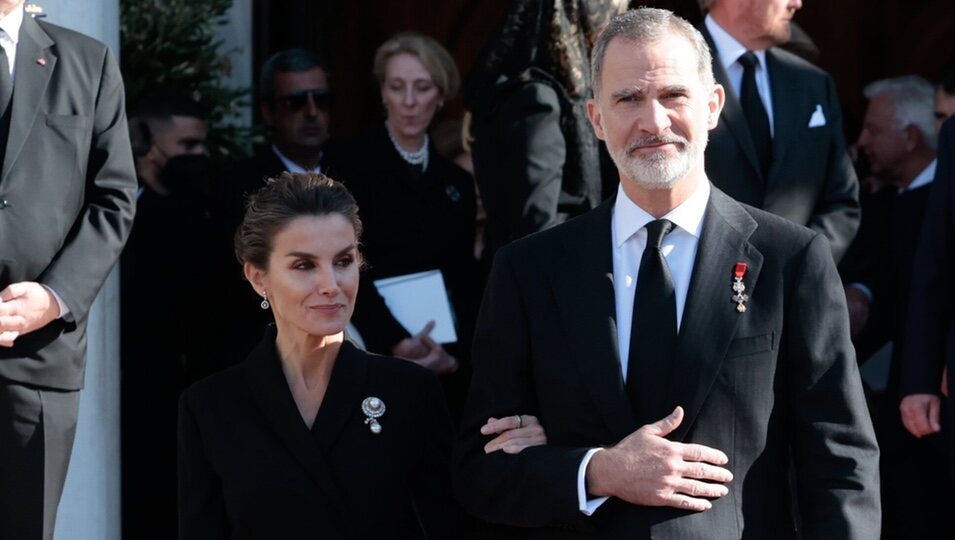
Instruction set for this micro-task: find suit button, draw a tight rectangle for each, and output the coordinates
[0,199,8,209]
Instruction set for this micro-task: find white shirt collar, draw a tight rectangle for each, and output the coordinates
[705,14,768,74]
[613,177,710,248]
[0,5,24,45]
[271,145,321,174]
[901,159,936,193]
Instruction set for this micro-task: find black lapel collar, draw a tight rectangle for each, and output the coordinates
[765,48,802,184]
[666,187,764,441]
[242,327,352,520]
[310,341,368,454]
[700,24,764,180]
[3,16,54,182]
[549,198,637,440]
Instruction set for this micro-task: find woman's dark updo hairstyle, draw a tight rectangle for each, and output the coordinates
[234,171,363,270]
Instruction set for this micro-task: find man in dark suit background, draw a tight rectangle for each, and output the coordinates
[697,0,859,262]
[842,76,952,538]
[900,116,955,485]
[0,1,137,538]
[454,8,879,538]
[220,49,332,364]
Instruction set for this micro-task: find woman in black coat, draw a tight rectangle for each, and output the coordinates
[326,33,480,419]
[178,172,459,538]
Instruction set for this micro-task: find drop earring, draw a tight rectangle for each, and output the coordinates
[260,291,270,310]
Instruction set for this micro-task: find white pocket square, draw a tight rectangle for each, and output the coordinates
[808,104,826,128]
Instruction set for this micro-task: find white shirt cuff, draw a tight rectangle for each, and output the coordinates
[577,448,609,515]
[41,285,70,320]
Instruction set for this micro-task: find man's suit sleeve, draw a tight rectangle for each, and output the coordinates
[806,74,860,263]
[787,233,881,539]
[453,248,592,530]
[38,46,137,321]
[900,119,955,396]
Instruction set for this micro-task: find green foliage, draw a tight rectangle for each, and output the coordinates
[120,0,262,162]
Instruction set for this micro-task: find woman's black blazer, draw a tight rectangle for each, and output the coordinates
[178,327,458,539]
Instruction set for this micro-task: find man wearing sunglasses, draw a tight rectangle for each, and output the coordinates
[219,49,333,370]
[259,51,332,174]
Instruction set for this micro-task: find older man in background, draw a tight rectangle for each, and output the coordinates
[697,0,859,262]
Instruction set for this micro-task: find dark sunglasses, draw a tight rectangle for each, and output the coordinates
[274,88,333,111]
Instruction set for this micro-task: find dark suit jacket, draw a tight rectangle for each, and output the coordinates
[701,26,859,263]
[469,69,603,255]
[324,124,480,342]
[178,328,459,539]
[0,16,137,389]
[902,119,955,445]
[846,185,930,370]
[325,125,480,419]
[454,187,880,539]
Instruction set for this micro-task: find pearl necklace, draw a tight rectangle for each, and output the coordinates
[386,123,429,171]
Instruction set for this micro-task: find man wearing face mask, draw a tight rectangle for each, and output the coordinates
[120,93,215,539]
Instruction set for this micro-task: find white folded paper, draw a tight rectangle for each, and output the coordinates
[373,270,457,344]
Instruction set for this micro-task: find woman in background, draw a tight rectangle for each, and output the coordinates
[327,32,479,420]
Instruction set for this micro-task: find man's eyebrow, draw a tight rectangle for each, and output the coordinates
[660,84,691,94]
[611,87,644,100]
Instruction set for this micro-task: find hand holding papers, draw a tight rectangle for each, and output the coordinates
[374,270,458,344]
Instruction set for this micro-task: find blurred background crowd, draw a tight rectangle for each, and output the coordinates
[29,0,955,537]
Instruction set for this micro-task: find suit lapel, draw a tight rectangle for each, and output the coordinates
[550,200,637,439]
[701,25,763,180]
[765,49,801,187]
[311,341,367,454]
[242,329,353,521]
[666,188,763,441]
[3,16,54,182]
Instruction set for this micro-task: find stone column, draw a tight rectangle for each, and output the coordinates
[219,0,253,128]
[37,3,123,539]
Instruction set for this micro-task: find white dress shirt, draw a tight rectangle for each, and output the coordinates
[0,5,22,79]
[849,159,938,302]
[272,145,322,174]
[577,179,711,514]
[900,159,936,193]
[705,14,775,136]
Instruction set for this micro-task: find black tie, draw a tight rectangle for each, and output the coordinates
[738,51,771,178]
[0,45,13,167]
[626,219,677,426]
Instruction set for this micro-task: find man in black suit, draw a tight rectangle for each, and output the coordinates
[220,49,333,363]
[235,48,330,195]
[0,2,137,538]
[697,0,859,262]
[843,76,952,538]
[454,8,879,538]
[900,116,955,480]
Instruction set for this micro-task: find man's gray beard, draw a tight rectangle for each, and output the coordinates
[610,134,706,190]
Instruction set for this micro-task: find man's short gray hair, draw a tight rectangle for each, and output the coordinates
[864,76,938,150]
[591,8,715,99]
